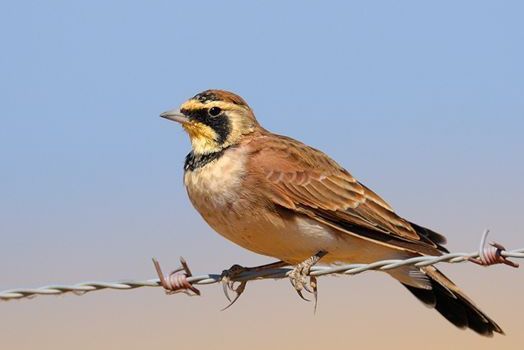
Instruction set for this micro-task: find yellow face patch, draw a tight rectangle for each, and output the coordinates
[178,99,237,154]
[182,121,221,154]
[177,97,256,154]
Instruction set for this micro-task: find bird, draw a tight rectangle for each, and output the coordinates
[160,89,503,336]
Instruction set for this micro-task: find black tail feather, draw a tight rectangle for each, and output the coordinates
[402,269,504,336]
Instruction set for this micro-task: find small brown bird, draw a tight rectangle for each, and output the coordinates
[161,89,503,336]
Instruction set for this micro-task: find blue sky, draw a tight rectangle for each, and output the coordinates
[0,1,523,349]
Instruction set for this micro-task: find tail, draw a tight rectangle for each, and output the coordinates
[401,266,504,336]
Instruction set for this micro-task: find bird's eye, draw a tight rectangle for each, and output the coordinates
[208,107,222,117]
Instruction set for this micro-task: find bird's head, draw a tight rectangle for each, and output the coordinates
[161,90,259,154]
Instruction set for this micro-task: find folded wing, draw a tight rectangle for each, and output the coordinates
[249,134,447,255]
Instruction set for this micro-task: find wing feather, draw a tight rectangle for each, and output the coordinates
[247,133,446,254]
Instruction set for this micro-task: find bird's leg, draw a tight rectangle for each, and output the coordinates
[289,251,327,310]
[220,260,288,310]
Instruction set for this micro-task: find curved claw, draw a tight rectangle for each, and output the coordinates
[292,281,310,302]
[288,251,326,307]
[222,281,232,302]
[220,264,250,309]
[289,269,308,301]
[219,260,288,309]
[221,281,247,311]
[303,282,314,294]
[310,276,319,313]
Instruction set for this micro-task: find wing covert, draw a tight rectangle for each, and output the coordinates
[247,134,444,254]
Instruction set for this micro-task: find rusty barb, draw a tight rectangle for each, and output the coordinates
[153,257,200,296]
[1,230,522,302]
[468,230,519,268]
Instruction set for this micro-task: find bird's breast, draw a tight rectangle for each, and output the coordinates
[184,147,247,219]
[183,147,287,256]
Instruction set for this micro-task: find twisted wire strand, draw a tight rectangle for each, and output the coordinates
[1,246,522,301]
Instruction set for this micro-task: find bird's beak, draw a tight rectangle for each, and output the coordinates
[160,109,190,124]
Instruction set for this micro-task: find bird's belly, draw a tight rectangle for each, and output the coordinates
[194,202,401,265]
[214,212,342,263]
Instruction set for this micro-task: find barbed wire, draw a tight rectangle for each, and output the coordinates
[1,230,522,302]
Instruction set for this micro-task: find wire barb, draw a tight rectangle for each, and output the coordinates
[153,257,200,296]
[468,230,519,268]
[1,230,522,302]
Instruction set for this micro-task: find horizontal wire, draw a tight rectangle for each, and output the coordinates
[1,247,522,301]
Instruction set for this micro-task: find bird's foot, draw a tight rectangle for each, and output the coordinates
[220,260,287,310]
[288,251,327,311]
[220,264,248,310]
